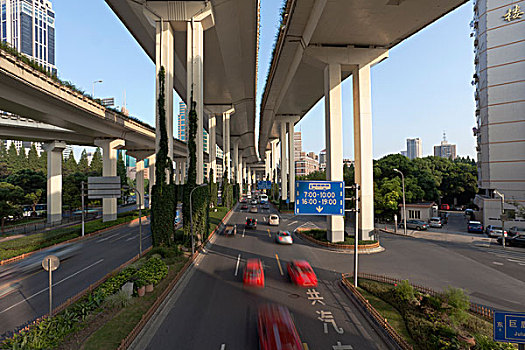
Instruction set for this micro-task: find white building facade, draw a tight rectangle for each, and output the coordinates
[473,0,525,227]
[406,138,422,160]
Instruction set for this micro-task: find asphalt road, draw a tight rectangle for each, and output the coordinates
[132,204,390,350]
[0,219,152,337]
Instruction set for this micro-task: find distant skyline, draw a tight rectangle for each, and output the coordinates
[50,0,475,160]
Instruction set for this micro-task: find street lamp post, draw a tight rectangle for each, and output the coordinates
[494,189,505,249]
[92,80,103,98]
[393,169,407,235]
[190,184,208,256]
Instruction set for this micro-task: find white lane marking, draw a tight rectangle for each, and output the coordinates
[263,217,266,222]
[220,345,225,350]
[288,220,298,226]
[234,254,241,276]
[0,259,104,314]
[96,232,121,243]
[242,229,245,238]
[507,258,525,263]
[492,261,504,266]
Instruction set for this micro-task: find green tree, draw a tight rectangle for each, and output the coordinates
[6,169,46,196]
[25,189,43,214]
[6,143,21,175]
[90,148,103,175]
[26,144,40,172]
[77,149,90,173]
[0,141,8,178]
[62,172,88,214]
[37,150,47,174]
[63,153,78,176]
[209,168,218,207]
[0,182,25,232]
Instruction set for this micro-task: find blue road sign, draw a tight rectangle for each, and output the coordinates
[257,181,272,190]
[295,181,344,216]
[494,311,525,343]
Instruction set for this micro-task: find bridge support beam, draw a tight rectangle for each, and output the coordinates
[44,141,66,224]
[136,159,145,209]
[209,115,216,182]
[155,21,174,166]
[279,122,288,202]
[324,63,345,242]
[95,139,125,222]
[353,64,376,241]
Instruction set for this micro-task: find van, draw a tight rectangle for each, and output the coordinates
[260,194,268,204]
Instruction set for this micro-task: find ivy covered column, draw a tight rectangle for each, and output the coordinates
[232,138,240,185]
[148,155,155,208]
[136,159,145,209]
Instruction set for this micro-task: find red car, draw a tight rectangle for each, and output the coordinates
[257,304,302,350]
[243,259,264,287]
[287,260,317,287]
[440,204,450,210]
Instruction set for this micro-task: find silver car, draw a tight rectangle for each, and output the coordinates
[275,231,293,245]
[429,217,442,228]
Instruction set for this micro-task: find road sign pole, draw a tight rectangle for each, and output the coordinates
[354,184,359,288]
[81,181,85,237]
[139,188,142,255]
[48,259,52,315]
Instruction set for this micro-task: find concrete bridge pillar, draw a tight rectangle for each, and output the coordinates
[209,115,217,183]
[44,141,66,224]
[265,150,271,180]
[324,63,345,242]
[148,155,155,209]
[279,122,288,202]
[232,138,239,185]
[286,118,298,203]
[155,21,174,166]
[271,139,278,183]
[222,110,232,183]
[353,64,375,241]
[95,139,125,222]
[136,159,145,210]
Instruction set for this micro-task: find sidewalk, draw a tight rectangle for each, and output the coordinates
[378,224,494,245]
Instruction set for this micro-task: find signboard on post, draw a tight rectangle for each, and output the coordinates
[295,181,344,215]
[257,180,272,190]
[494,311,525,344]
[88,176,121,199]
[101,97,115,107]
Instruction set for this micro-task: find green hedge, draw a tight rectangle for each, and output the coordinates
[1,256,168,349]
[0,210,149,261]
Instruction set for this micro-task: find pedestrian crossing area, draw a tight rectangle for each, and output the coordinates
[477,246,525,266]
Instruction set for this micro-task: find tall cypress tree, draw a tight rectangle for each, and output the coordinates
[77,149,89,173]
[6,143,20,175]
[27,144,40,172]
[90,148,103,175]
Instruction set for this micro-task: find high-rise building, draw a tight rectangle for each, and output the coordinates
[296,151,319,177]
[319,149,326,171]
[293,132,302,159]
[177,102,187,141]
[1,0,56,74]
[433,133,456,160]
[472,0,525,227]
[62,145,73,160]
[406,138,422,160]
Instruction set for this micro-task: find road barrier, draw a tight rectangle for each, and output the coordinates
[343,272,494,320]
[0,215,149,266]
[118,206,235,349]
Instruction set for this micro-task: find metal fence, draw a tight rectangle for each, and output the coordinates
[1,212,100,236]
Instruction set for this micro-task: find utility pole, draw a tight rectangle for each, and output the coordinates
[494,189,506,249]
[345,184,360,287]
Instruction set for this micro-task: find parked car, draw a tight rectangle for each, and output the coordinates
[224,225,237,237]
[464,209,475,218]
[268,214,280,226]
[245,218,257,229]
[287,260,317,287]
[439,212,449,224]
[497,234,525,248]
[243,259,264,287]
[250,206,258,213]
[467,221,484,233]
[485,225,507,238]
[257,304,302,350]
[429,217,443,228]
[440,204,450,210]
[398,220,428,231]
[275,231,293,245]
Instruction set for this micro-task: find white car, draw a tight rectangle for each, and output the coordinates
[275,231,293,245]
[429,217,442,228]
[268,214,280,226]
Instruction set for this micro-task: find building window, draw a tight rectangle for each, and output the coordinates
[408,210,421,219]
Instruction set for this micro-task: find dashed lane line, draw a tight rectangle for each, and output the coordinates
[234,254,241,276]
[96,232,121,243]
[275,253,284,276]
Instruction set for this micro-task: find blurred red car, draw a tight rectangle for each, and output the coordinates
[243,259,264,287]
[287,260,317,287]
[257,304,302,350]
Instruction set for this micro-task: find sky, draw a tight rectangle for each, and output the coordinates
[53,0,476,160]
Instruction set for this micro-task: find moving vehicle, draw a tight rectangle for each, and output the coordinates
[429,217,443,228]
[268,214,279,226]
[464,209,474,218]
[224,225,236,237]
[250,206,258,213]
[243,259,264,287]
[240,197,247,204]
[509,226,525,236]
[287,260,317,287]
[240,204,248,210]
[398,220,428,231]
[467,221,483,233]
[275,231,293,245]
[440,204,450,210]
[260,194,268,204]
[250,199,258,205]
[485,225,507,238]
[245,218,257,229]
[257,304,302,350]
[497,234,525,247]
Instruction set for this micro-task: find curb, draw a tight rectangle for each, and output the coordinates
[0,215,150,266]
[118,206,235,350]
[294,227,383,253]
